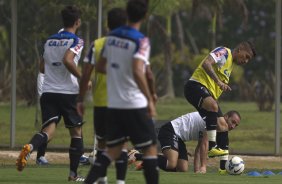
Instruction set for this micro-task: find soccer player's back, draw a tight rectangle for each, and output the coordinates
[84,0,159,184]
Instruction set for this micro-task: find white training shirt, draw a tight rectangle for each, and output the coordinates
[42,31,84,94]
[102,26,150,109]
[170,112,206,141]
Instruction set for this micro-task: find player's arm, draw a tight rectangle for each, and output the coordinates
[133,59,156,117]
[95,56,107,73]
[194,132,208,173]
[146,65,158,104]
[202,55,231,91]
[39,57,44,74]
[63,50,81,80]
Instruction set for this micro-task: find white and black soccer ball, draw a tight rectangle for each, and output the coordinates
[225,156,245,175]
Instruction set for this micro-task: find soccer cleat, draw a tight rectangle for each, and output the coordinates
[218,169,227,175]
[16,144,31,171]
[36,156,49,165]
[135,161,143,170]
[208,147,228,158]
[68,175,85,182]
[128,149,139,165]
[79,154,90,165]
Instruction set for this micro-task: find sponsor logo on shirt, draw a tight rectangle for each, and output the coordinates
[48,40,68,47]
[108,39,129,49]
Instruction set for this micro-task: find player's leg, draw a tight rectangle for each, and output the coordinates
[115,143,128,184]
[16,93,59,171]
[157,122,179,171]
[84,108,125,184]
[128,109,159,184]
[175,138,188,172]
[60,93,84,181]
[92,107,108,183]
[184,81,226,157]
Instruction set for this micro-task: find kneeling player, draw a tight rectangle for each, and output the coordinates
[128,110,241,173]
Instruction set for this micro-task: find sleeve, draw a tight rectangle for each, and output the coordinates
[70,37,84,56]
[83,43,95,65]
[133,37,151,64]
[209,47,229,67]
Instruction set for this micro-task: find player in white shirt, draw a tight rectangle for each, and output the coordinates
[16,5,85,182]
[83,1,159,184]
[129,110,241,174]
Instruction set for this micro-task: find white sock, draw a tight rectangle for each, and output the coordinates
[116,180,125,184]
[207,130,216,142]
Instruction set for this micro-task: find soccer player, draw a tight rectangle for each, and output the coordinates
[16,5,86,182]
[81,0,159,183]
[128,110,241,173]
[78,7,127,184]
[36,71,90,165]
[184,41,256,158]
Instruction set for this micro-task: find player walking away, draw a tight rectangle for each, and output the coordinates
[184,41,256,158]
[16,5,86,182]
[128,110,241,173]
[81,0,159,183]
[77,7,127,184]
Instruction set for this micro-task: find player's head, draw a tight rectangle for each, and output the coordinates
[224,110,241,131]
[233,41,256,65]
[126,0,148,23]
[107,8,127,31]
[61,5,81,29]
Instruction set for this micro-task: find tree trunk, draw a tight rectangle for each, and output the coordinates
[163,15,175,99]
[175,12,185,61]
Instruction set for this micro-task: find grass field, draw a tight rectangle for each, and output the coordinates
[0,98,281,153]
[1,164,282,184]
[1,98,282,183]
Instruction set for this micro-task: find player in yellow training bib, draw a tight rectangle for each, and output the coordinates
[184,41,256,159]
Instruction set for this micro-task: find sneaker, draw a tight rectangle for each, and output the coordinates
[36,156,49,165]
[218,169,227,175]
[16,144,31,172]
[135,161,143,170]
[68,175,85,182]
[79,155,90,165]
[128,149,139,165]
[208,147,228,158]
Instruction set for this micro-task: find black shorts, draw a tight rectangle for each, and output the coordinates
[158,122,188,161]
[93,106,108,140]
[184,80,223,117]
[40,93,83,129]
[106,108,157,149]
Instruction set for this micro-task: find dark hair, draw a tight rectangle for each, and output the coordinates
[108,8,127,30]
[226,110,241,120]
[126,0,148,23]
[61,5,81,28]
[237,41,257,58]
[246,41,256,57]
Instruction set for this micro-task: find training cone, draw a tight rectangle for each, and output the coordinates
[247,171,262,176]
[262,170,275,176]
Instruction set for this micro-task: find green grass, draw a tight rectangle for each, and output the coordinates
[0,165,282,184]
[1,98,282,154]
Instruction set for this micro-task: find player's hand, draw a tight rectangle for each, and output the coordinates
[76,101,84,117]
[148,100,157,118]
[152,93,158,105]
[217,81,231,91]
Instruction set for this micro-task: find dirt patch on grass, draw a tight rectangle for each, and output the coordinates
[1,150,282,170]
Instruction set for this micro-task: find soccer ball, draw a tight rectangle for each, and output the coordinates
[225,156,245,175]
